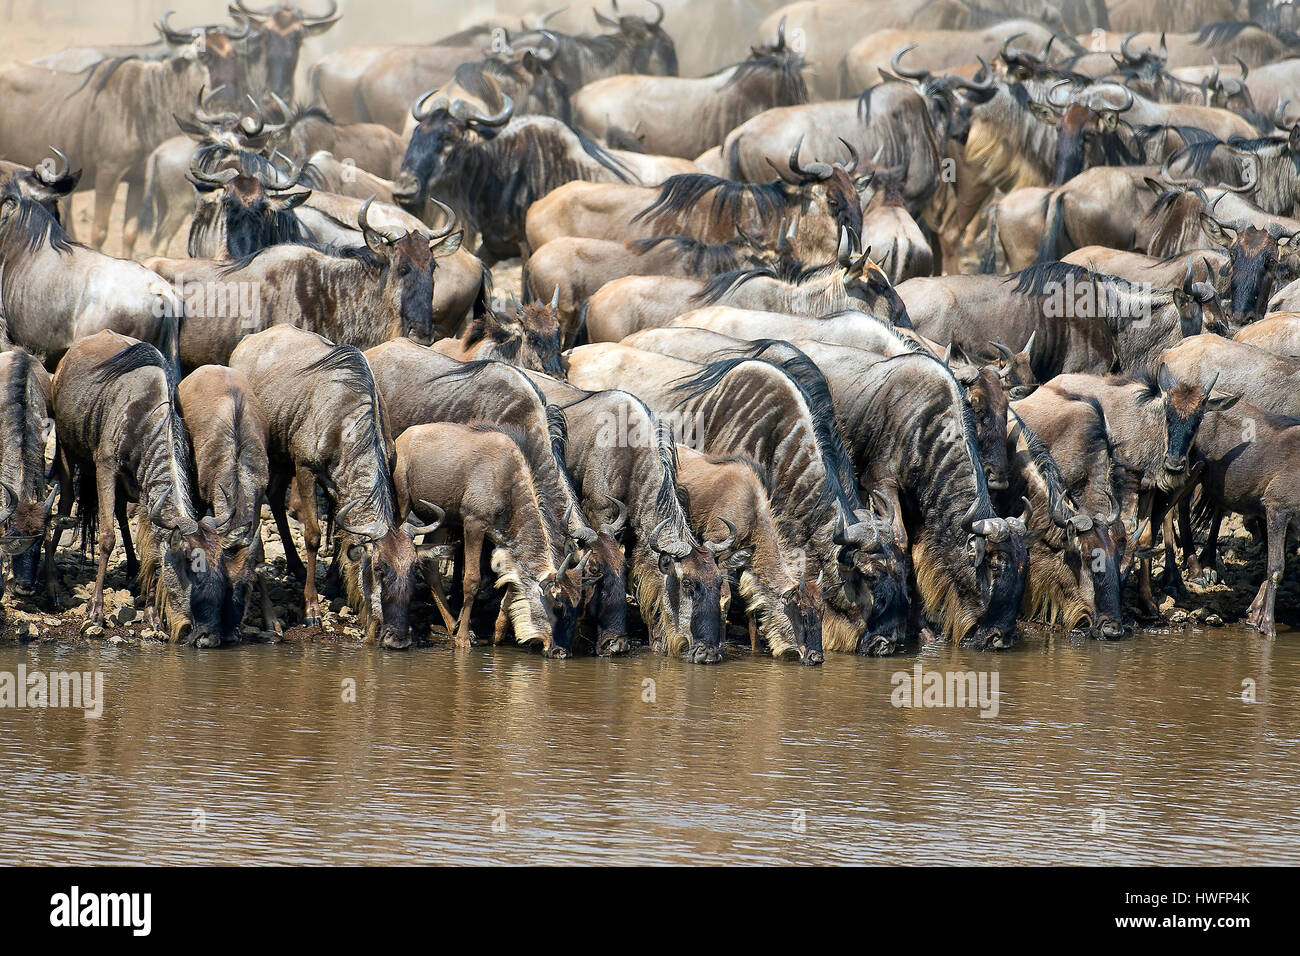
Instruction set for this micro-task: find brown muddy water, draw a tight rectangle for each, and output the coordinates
[1,625,1297,865]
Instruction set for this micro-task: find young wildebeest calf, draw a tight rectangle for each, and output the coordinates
[0,349,56,600]
[230,326,418,648]
[175,365,275,634]
[393,422,571,655]
[49,332,235,645]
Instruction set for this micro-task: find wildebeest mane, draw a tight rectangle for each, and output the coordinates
[0,196,78,255]
[629,234,756,274]
[632,173,788,228]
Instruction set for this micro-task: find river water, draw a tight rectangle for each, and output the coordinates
[1,625,1297,865]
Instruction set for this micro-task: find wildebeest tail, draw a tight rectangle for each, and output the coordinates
[1035,190,1065,265]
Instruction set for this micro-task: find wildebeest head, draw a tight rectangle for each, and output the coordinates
[1028,81,1134,185]
[187,147,311,258]
[593,0,676,75]
[889,46,999,147]
[833,232,912,325]
[1060,499,1126,639]
[392,92,514,212]
[486,529,572,658]
[1206,56,1255,113]
[645,516,725,664]
[1200,213,1297,323]
[0,350,56,595]
[472,288,566,377]
[157,11,251,106]
[143,496,240,648]
[989,332,1038,399]
[1153,363,1241,489]
[356,196,463,344]
[778,135,865,252]
[834,493,910,656]
[947,345,1012,493]
[230,1,341,101]
[961,497,1031,650]
[0,149,81,222]
[338,503,417,650]
[581,516,630,656]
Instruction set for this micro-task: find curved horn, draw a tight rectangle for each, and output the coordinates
[648,517,672,557]
[1019,494,1033,527]
[1234,54,1248,84]
[836,136,859,174]
[534,29,560,62]
[1104,489,1121,525]
[1160,144,1201,188]
[703,516,737,553]
[991,341,1015,363]
[424,196,459,240]
[600,495,627,535]
[240,94,266,136]
[412,87,448,123]
[33,146,71,186]
[1046,79,1073,109]
[233,0,278,15]
[301,0,339,24]
[158,10,201,44]
[891,44,928,82]
[188,148,239,187]
[871,488,896,529]
[404,499,445,536]
[1120,31,1138,63]
[645,0,664,26]
[358,196,398,245]
[1000,32,1025,65]
[954,56,995,91]
[222,12,253,40]
[962,496,982,532]
[787,134,833,181]
[465,93,514,128]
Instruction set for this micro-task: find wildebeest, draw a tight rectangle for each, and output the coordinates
[229,326,417,649]
[1233,311,1300,355]
[1174,395,1297,636]
[674,445,824,662]
[49,332,235,645]
[393,95,636,262]
[363,339,608,654]
[859,165,935,283]
[1161,334,1300,418]
[519,377,729,664]
[565,342,909,654]
[1018,365,1233,612]
[1197,211,1298,323]
[0,350,55,600]
[393,422,571,655]
[0,195,182,377]
[185,148,314,259]
[150,197,461,368]
[0,16,249,249]
[518,2,678,91]
[573,38,807,159]
[901,262,1220,379]
[0,149,81,221]
[268,97,405,178]
[756,340,1030,649]
[231,1,342,102]
[523,141,865,261]
[175,364,274,633]
[524,234,762,339]
[584,243,907,342]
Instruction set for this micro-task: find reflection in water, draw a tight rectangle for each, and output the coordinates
[1,627,1297,864]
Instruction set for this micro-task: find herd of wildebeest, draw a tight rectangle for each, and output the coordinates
[1,0,1300,663]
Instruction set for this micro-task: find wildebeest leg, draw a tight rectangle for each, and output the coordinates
[44,449,77,603]
[419,555,457,636]
[1197,508,1225,584]
[120,170,145,259]
[1157,501,1187,596]
[1135,495,1160,617]
[86,465,118,630]
[90,164,127,250]
[747,614,759,655]
[268,470,305,579]
[1178,498,1202,581]
[257,570,282,635]
[295,464,323,627]
[493,599,510,645]
[114,496,138,585]
[1246,509,1288,638]
[455,523,485,647]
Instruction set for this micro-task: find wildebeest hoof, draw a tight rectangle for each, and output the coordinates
[799,647,824,666]
[192,633,222,649]
[544,644,569,659]
[381,631,412,650]
[596,635,629,656]
[688,643,723,664]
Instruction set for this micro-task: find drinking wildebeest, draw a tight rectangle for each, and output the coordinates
[0,349,56,601]
[229,326,418,649]
[49,332,236,645]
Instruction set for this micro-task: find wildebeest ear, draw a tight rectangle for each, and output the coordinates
[1199,212,1234,248]
[1156,362,1177,393]
[1206,392,1241,412]
[430,229,463,257]
[269,189,310,212]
